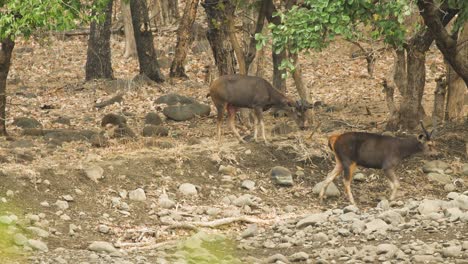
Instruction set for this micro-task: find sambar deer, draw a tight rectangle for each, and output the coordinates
[319,121,437,205]
[208,74,311,143]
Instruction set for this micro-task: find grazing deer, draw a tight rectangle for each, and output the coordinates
[319,121,437,205]
[207,74,311,143]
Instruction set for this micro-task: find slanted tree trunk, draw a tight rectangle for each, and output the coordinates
[245,0,267,72]
[227,4,246,75]
[85,0,114,81]
[131,0,165,82]
[445,23,468,120]
[170,0,199,78]
[417,0,468,87]
[121,0,137,58]
[0,38,15,136]
[202,0,236,76]
[152,0,179,26]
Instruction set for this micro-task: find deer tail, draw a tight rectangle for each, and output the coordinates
[328,134,340,152]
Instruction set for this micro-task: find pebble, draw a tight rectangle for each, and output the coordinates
[129,188,147,201]
[98,225,110,234]
[88,241,117,253]
[83,165,104,183]
[289,251,309,262]
[28,239,48,252]
[218,165,236,176]
[62,195,74,202]
[55,200,69,210]
[178,183,197,196]
[270,166,294,186]
[312,181,340,197]
[241,224,258,238]
[442,245,462,258]
[241,180,255,190]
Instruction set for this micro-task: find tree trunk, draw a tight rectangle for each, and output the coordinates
[121,0,137,58]
[131,0,165,82]
[433,76,447,124]
[289,53,309,102]
[170,0,199,78]
[417,0,468,87]
[202,0,236,76]
[226,3,246,75]
[168,0,180,22]
[0,38,15,136]
[445,23,468,120]
[245,0,267,71]
[85,0,114,81]
[152,0,179,26]
[265,0,286,91]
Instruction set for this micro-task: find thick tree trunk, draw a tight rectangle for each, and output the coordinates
[131,0,165,82]
[202,0,236,76]
[0,38,15,136]
[417,0,468,87]
[121,0,137,58]
[445,23,468,120]
[85,0,114,81]
[245,0,267,71]
[265,0,286,91]
[226,4,246,75]
[152,0,179,26]
[170,0,199,78]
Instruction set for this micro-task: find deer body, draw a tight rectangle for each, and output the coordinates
[208,74,308,143]
[320,128,436,205]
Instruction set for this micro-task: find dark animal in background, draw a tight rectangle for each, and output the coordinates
[319,121,437,205]
[207,74,311,143]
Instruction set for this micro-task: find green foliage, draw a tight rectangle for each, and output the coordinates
[448,0,468,33]
[262,0,411,55]
[0,0,111,40]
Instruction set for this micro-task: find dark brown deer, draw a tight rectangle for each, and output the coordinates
[208,74,310,143]
[319,121,437,205]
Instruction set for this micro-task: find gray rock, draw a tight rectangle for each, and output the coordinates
[144,112,163,125]
[289,252,309,262]
[13,117,42,129]
[418,199,442,215]
[312,181,340,197]
[364,219,389,234]
[241,224,258,238]
[219,165,236,176]
[378,210,404,225]
[411,255,443,263]
[178,183,197,196]
[338,228,351,237]
[296,212,330,228]
[422,160,449,174]
[339,212,359,222]
[232,194,254,207]
[88,241,117,253]
[462,164,468,176]
[98,225,110,234]
[142,125,169,137]
[311,232,329,242]
[354,172,366,182]
[0,215,13,225]
[376,243,398,259]
[206,208,220,216]
[27,227,49,238]
[444,207,464,221]
[62,195,74,202]
[13,233,28,246]
[101,113,126,127]
[444,183,456,192]
[427,172,452,185]
[344,204,360,213]
[442,245,462,258]
[155,93,196,106]
[241,180,255,190]
[377,199,390,211]
[265,253,289,263]
[28,239,48,252]
[83,165,104,183]
[55,200,69,210]
[129,188,146,201]
[163,103,210,121]
[158,195,176,209]
[270,166,294,186]
[351,219,366,234]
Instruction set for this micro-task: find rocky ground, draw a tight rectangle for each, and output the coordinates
[0,10,467,264]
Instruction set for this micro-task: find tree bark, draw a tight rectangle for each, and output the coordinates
[433,76,447,124]
[202,0,236,76]
[131,0,165,82]
[445,23,468,120]
[152,0,179,26]
[417,0,468,87]
[170,0,199,78]
[85,0,114,81]
[226,3,247,75]
[121,0,137,58]
[265,0,286,91]
[0,38,15,136]
[245,0,267,71]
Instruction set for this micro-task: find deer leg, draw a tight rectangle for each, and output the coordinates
[319,157,343,203]
[254,108,268,144]
[343,162,357,205]
[227,105,245,143]
[384,168,400,200]
[215,104,225,142]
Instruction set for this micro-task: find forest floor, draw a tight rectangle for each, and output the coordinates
[0,19,467,264]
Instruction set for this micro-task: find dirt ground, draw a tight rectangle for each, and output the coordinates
[0,17,467,264]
